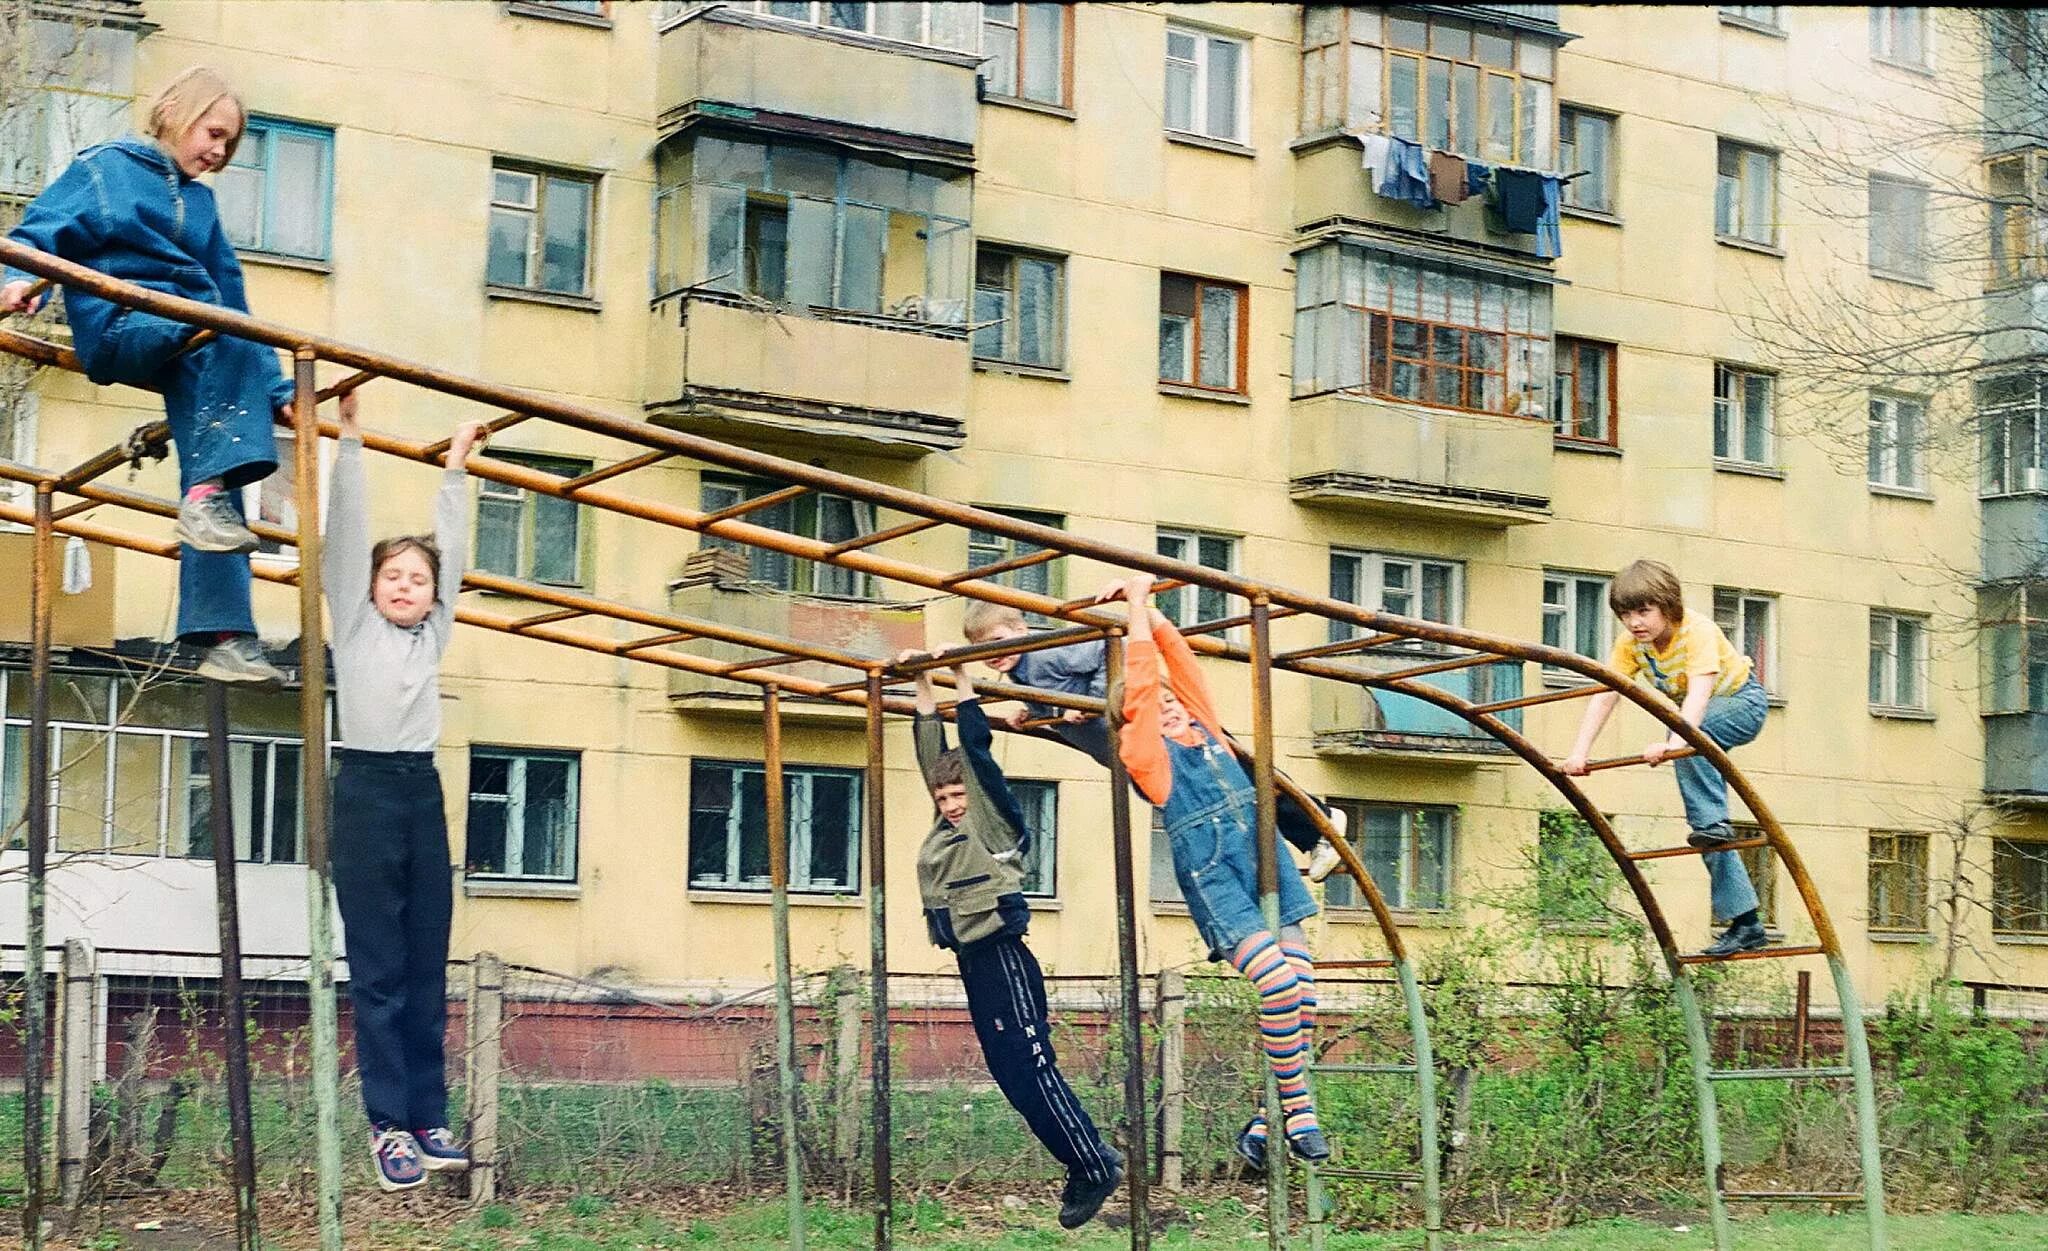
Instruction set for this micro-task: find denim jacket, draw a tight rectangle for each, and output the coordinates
[4,137,292,407]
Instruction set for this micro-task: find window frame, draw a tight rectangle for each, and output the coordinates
[474,450,594,588]
[1536,808,1614,928]
[1979,581,2048,715]
[244,429,333,567]
[1986,151,2048,287]
[1552,335,1618,446]
[1154,527,1243,633]
[1994,836,2048,935]
[1541,570,1614,678]
[464,747,581,883]
[687,756,864,895]
[1867,173,1930,282]
[981,2,1075,108]
[1557,106,1616,216]
[1868,830,1930,933]
[1329,549,1465,642]
[486,160,598,299]
[1978,371,2048,496]
[1718,6,1784,34]
[1713,586,1780,695]
[1322,798,1455,913]
[1867,609,1931,713]
[972,245,1067,370]
[1159,271,1249,395]
[1164,23,1251,145]
[1868,6,1932,72]
[1713,362,1777,468]
[1715,139,1779,249]
[1867,392,1928,492]
[1731,824,1780,929]
[701,473,879,598]
[216,116,336,263]
[965,506,1066,616]
[1009,777,1059,898]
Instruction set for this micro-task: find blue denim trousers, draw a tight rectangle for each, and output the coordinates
[1673,676,1769,922]
[1161,731,1318,960]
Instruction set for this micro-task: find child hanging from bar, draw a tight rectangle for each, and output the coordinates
[959,599,1349,884]
[1,67,300,687]
[1106,573,1331,1170]
[325,388,488,1191]
[1557,559,1775,959]
[897,648,1125,1228]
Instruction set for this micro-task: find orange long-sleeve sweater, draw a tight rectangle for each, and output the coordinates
[1118,618,1231,809]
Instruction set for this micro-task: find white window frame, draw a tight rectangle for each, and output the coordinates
[245,431,333,567]
[487,161,597,297]
[1558,106,1615,215]
[689,758,863,894]
[1329,549,1464,642]
[703,474,878,598]
[215,116,336,262]
[1869,7,1931,71]
[464,748,581,882]
[1867,392,1928,491]
[1719,6,1783,32]
[1009,777,1059,899]
[1713,587,1780,695]
[1715,139,1778,247]
[1325,799,1454,912]
[1868,610,1930,713]
[1155,527,1242,633]
[1868,174,1930,280]
[1164,24,1250,145]
[1714,363,1776,467]
[1541,570,1613,679]
[475,451,592,587]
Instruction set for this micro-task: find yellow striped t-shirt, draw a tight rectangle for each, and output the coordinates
[1607,613,1752,700]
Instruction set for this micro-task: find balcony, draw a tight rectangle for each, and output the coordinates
[1289,391,1552,525]
[656,4,977,160]
[1984,494,2048,583]
[1987,713,2048,801]
[1293,140,1562,264]
[645,294,970,458]
[1309,655,1523,762]
[665,582,925,721]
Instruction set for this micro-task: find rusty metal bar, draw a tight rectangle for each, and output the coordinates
[20,484,53,1251]
[715,652,814,676]
[509,608,588,631]
[937,545,1061,587]
[0,326,78,371]
[701,484,810,525]
[56,422,169,492]
[619,630,699,652]
[1051,578,1187,614]
[1794,970,1811,1066]
[1469,684,1605,715]
[1101,638,1150,1249]
[890,623,1108,674]
[1175,603,1303,639]
[762,687,806,1251]
[1585,747,1697,773]
[1315,959,1396,971]
[0,277,53,319]
[423,410,530,459]
[562,449,672,493]
[1248,600,1288,1249]
[1274,632,1408,663]
[1628,838,1768,862]
[205,683,261,1251]
[1362,650,1508,685]
[1677,945,1827,967]
[864,671,893,1250]
[314,370,376,401]
[829,517,940,554]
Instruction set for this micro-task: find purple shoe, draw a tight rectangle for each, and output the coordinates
[371,1127,425,1192]
[412,1126,470,1172]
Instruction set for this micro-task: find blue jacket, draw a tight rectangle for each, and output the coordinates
[4,137,292,406]
[1009,638,1109,718]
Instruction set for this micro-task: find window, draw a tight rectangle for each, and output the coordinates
[1011,778,1058,897]
[1719,6,1782,30]
[1868,176,1928,279]
[1713,587,1779,693]
[656,134,971,323]
[1542,571,1613,671]
[1733,826,1778,928]
[1293,241,1554,418]
[475,452,591,587]
[214,118,333,262]
[1994,837,2048,934]
[1868,831,1929,932]
[966,508,1064,618]
[1980,583,2048,714]
[512,0,610,18]
[1159,272,1246,393]
[973,247,1064,369]
[243,429,332,564]
[1164,25,1247,145]
[982,3,1071,106]
[688,758,862,893]
[1537,809,1613,926]
[1867,393,1927,491]
[1324,799,1453,912]
[1987,151,2048,285]
[701,475,876,597]
[1715,140,1777,247]
[1154,528,1241,631]
[1558,107,1614,214]
[1330,550,1462,639]
[739,1,980,51]
[1979,372,2048,495]
[1300,7,1556,166]
[1713,364,1775,466]
[1868,611,1930,712]
[1552,337,1616,445]
[1,390,36,510]
[466,748,579,882]
[1869,7,1929,70]
[487,163,595,297]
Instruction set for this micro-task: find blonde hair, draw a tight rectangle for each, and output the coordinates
[145,66,245,164]
[1609,559,1685,623]
[962,600,1028,641]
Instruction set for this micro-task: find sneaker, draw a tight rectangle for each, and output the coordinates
[1234,1116,1268,1173]
[1309,806,1349,883]
[370,1127,426,1192]
[175,490,258,554]
[1286,1126,1332,1162]
[1686,823,1738,850]
[1057,1148,1124,1230]
[197,636,284,689]
[1702,919,1770,959]
[411,1127,470,1173]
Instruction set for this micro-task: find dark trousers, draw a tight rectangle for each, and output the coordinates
[332,750,453,1131]
[956,935,1117,1183]
[1048,717,1325,855]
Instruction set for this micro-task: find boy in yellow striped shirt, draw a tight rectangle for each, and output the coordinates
[1558,561,1773,958]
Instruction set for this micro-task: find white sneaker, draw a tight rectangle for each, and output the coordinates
[1308,806,1350,883]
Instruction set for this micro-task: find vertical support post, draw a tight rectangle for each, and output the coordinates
[206,684,260,1251]
[1102,637,1150,1247]
[21,482,53,1251]
[1247,600,1287,1249]
[1397,959,1444,1251]
[832,965,861,1172]
[1793,970,1811,1067]
[1672,968,1732,1251]
[763,688,806,1250]
[56,938,95,1213]
[863,672,893,1250]
[465,952,503,1204]
[1829,956,1889,1251]
[1156,967,1186,1194]
[291,350,344,1251]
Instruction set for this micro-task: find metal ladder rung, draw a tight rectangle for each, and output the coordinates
[1312,1167,1424,1183]
[1311,1062,1419,1075]
[1720,1189,1865,1204]
[1316,958,1395,970]
[1628,837,1768,861]
[1677,944,1827,965]
[1708,1065,1853,1082]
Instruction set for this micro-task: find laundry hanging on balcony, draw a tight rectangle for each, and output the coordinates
[1491,167,1565,259]
[1428,151,1472,205]
[1360,133,1438,209]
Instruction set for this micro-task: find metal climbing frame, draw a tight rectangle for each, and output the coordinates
[0,238,1883,1251]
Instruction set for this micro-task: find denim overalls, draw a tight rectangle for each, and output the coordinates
[1161,725,1319,959]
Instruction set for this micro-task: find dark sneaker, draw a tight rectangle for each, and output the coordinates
[175,490,258,554]
[1702,920,1770,959]
[1235,1117,1268,1173]
[197,636,284,688]
[1686,823,1738,850]
[412,1127,469,1172]
[371,1128,425,1192]
[1286,1126,1332,1162]
[1057,1149,1124,1230]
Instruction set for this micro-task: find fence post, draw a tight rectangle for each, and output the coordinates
[56,938,96,1213]
[466,952,504,1204]
[1157,968,1185,1193]
[832,964,862,1171]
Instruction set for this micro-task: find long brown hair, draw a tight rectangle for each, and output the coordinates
[370,535,442,597]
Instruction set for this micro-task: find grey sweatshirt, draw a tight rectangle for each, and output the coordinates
[323,437,468,752]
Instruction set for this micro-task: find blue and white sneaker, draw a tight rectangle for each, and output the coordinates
[412,1126,470,1172]
[371,1127,426,1192]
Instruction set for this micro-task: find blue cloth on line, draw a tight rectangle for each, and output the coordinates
[1493,168,1564,259]
[1376,136,1439,209]
[1464,160,1493,198]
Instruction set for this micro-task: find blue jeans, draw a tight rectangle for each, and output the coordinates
[1674,677,1768,923]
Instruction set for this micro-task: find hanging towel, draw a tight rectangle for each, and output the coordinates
[1428,150,1471,205]
[1359,134,1393,188]
[1464,160,1493,199]
[1379,136,1439,209]
[62,535,91,594]
[1534,174,1563,260]
[1494,168,1549,233]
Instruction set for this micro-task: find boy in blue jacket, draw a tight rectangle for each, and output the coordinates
[2,66,297,686]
